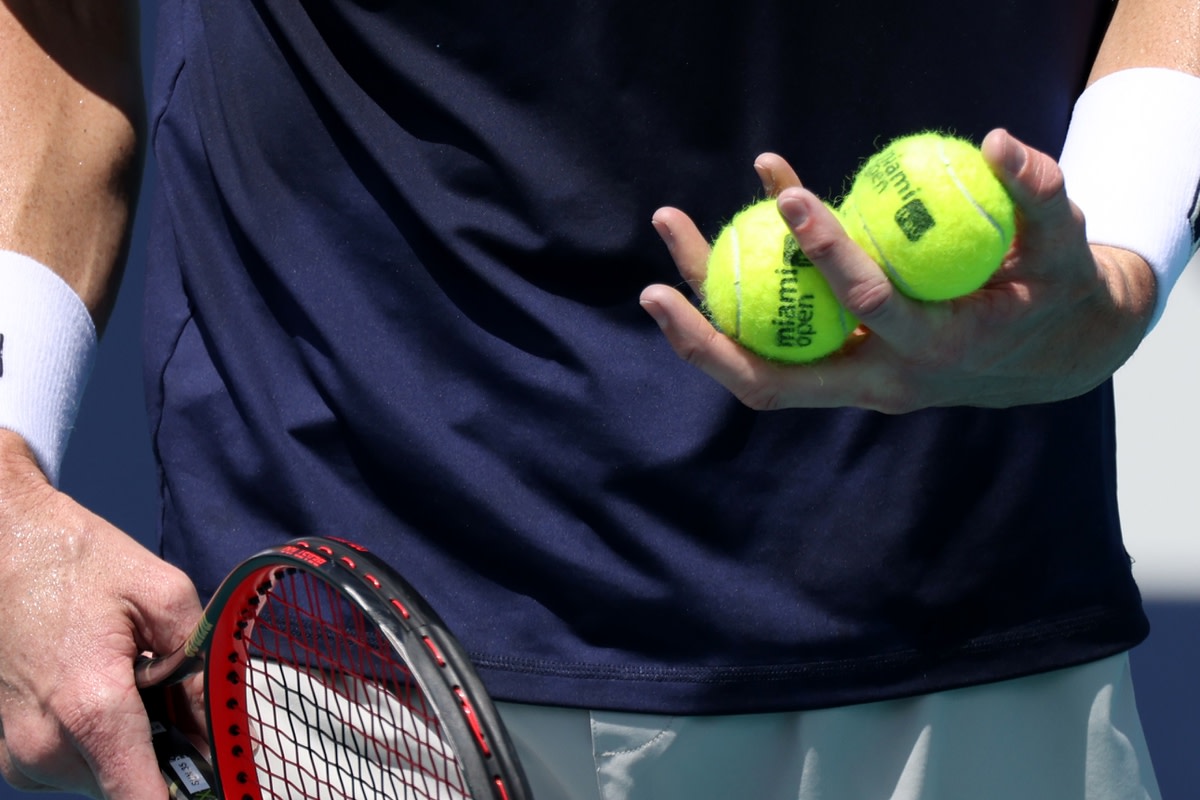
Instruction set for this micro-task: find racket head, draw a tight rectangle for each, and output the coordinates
[192,536,531,800]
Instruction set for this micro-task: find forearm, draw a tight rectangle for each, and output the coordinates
[0,1,144,330]
[1090,0,1200,81]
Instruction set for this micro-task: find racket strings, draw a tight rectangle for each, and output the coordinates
[235,569,471,799]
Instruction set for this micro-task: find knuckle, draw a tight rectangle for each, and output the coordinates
[736,384,784,411]
[158,564,200,613]
[841,274,893,320]
[1030,152,1066,199]
[922,330,970,367]
[671,328,722,372]
[875,391,921,415]
[4,693,125,798]
[691,326,731,363]
[4,725,51,771]
[851,359,929,414]
[130,559,201,640]
[51,678,131,750]
[797,227,840,262]
[855,379,912,414]
[868,385,924,415]
[2,715,66,782]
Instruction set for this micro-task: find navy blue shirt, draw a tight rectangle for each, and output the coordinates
[145,0,1147,713]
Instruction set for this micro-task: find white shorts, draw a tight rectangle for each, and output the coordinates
[496,653,1160,800]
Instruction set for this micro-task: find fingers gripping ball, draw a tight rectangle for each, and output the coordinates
[703,200,857,363]
[840,132,1016,301]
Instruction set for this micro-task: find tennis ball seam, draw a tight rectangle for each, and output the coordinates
[841,196,915,295]
[938,138,1009,244]
[730,222,744,341]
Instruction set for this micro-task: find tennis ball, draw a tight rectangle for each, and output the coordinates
[839,132,1015,301]
[703,199,856,363]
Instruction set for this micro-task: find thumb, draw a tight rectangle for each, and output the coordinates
[981,128,1085,250]
[127,555,204,659]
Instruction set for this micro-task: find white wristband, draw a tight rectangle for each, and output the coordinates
[0,251,97,486]
[1058,67,1200,333]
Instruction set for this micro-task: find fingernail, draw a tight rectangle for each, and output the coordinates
[651,213,672,241]
[639,292,667,328]
[754,161,775,194]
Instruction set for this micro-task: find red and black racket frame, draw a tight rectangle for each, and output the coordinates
[138,536,532,800]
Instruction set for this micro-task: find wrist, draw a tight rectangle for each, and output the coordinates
[1058,67,1200,334]
[0,428,54,501]
[0,251,97,486]
[1091,245,1159,338]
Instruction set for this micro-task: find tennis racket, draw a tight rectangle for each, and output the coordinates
[135,536,531,800]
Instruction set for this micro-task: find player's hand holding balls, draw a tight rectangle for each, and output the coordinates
[643,128,1154,411]
[696,132,1013,365]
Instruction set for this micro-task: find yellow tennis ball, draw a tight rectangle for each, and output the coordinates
[703,199,856,363]
[839,132,1016,301]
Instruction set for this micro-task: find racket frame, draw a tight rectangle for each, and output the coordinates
[137,536,531,800]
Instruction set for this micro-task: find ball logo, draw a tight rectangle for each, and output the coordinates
[782,232,808,268]
[773,234,820,349]
[895,198,936,242]
[863,147,937,243]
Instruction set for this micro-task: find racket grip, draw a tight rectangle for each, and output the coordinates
[142,687,218,800]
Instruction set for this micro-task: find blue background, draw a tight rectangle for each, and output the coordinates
[2,3,1195,798]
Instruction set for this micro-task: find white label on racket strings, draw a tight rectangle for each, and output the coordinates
[168,756,212,793]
